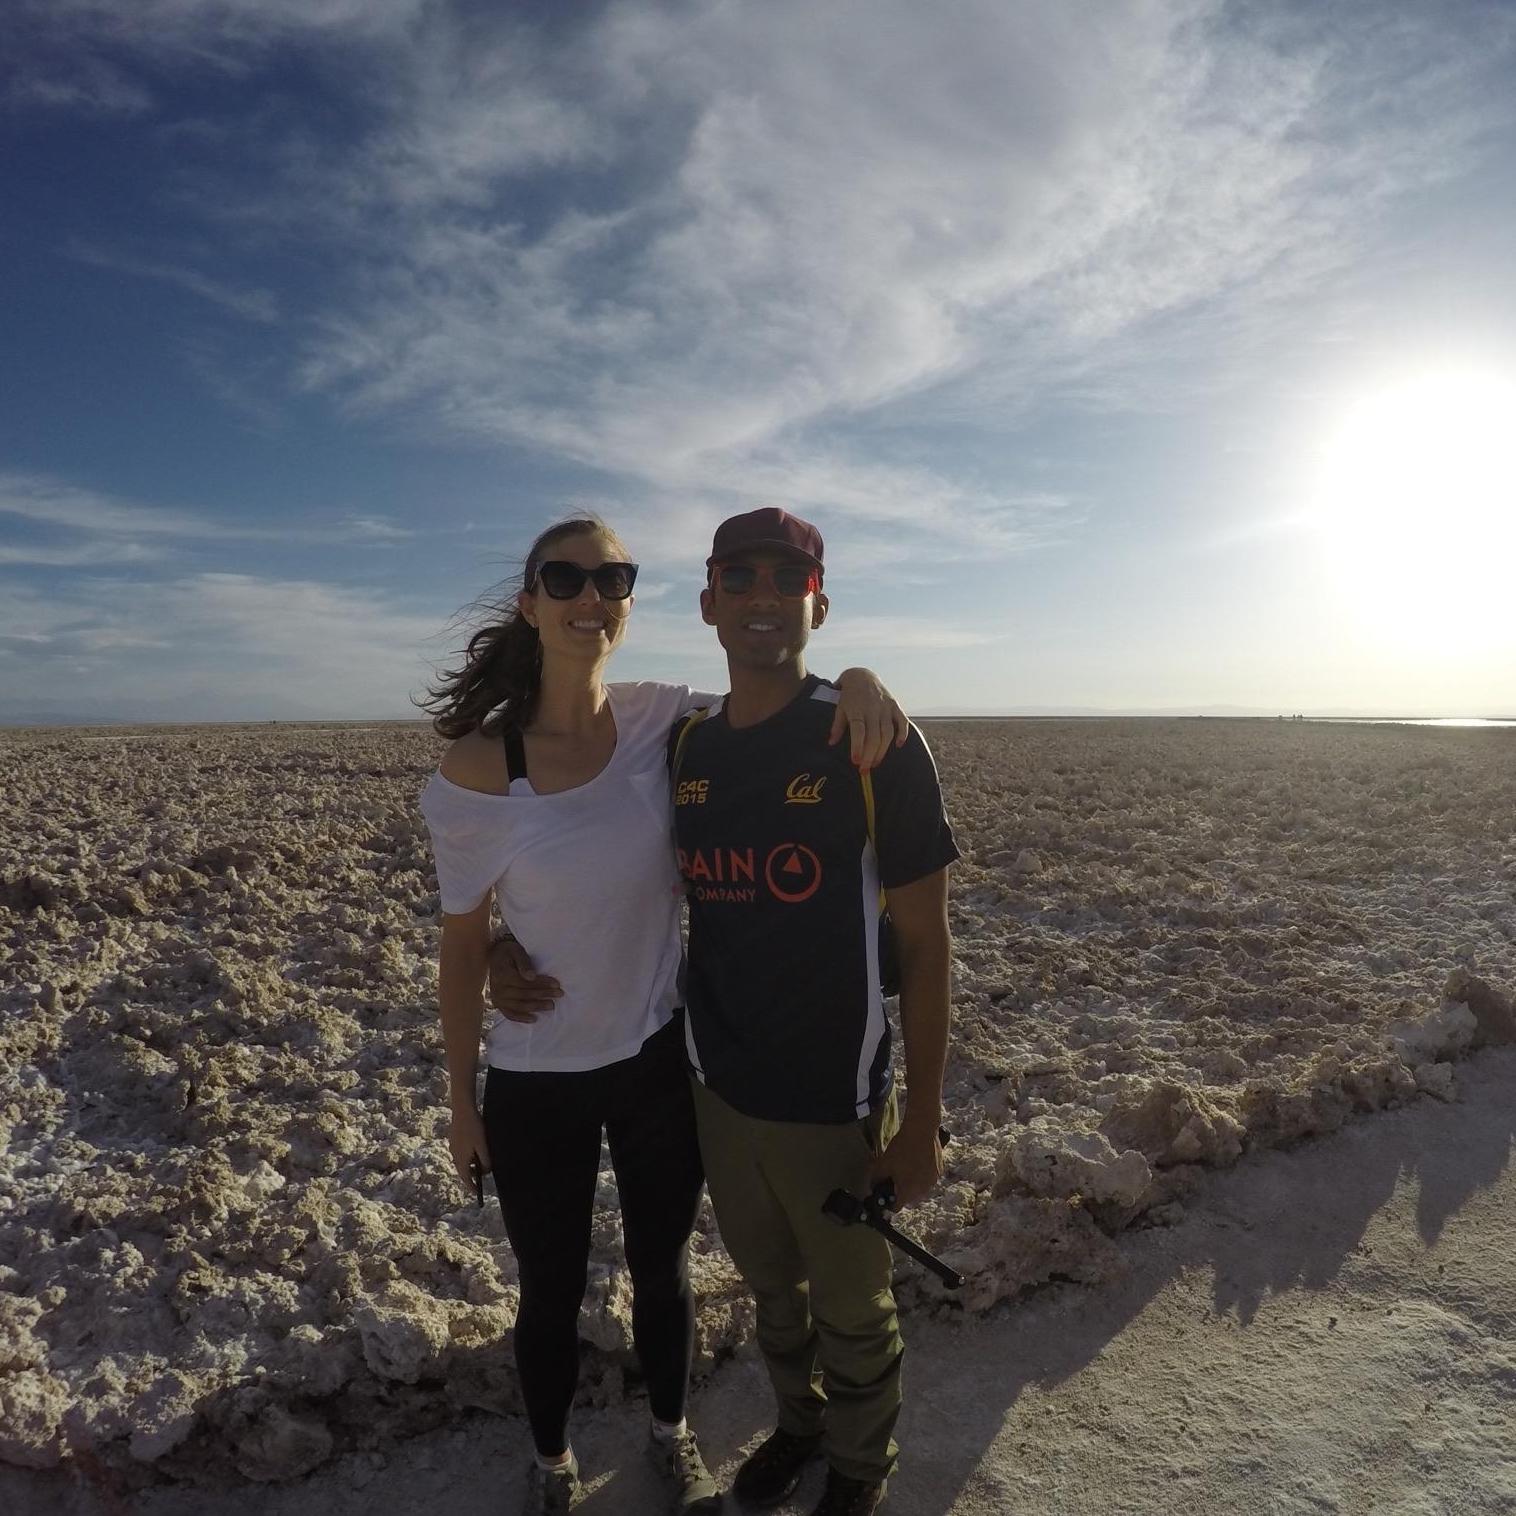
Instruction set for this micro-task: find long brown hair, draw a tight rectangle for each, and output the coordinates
[422,517,628,739]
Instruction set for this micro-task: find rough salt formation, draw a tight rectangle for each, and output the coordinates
[1,717,1513,1487]
[1442,966,1516,1047]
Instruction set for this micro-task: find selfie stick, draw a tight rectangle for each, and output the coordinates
[821,1127,964,1290]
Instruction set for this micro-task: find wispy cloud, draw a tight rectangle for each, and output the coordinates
[621,605,997,665]
[0,541,160,567]
[10,0,429,67]
[0,474,422,556]
[341,514,413,542]
[67,241,281,323]
[807,615,999,654]
[0,475,212,538]
[0,572,442,719]
[2,53,152,116]
[177,335,289,431]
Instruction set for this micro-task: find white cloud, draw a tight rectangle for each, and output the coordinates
[12,0,1516,576]
[262,2,1509,551]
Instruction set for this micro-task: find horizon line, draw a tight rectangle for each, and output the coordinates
[4,711,1515,732]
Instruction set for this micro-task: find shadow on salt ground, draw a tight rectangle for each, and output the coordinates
[535,1050,1516,1516]
[1201,1121,1413,1325]
[1203,1050,1516,1326]
[1412,1068,1516,1248]
[864,1046,1516,1516]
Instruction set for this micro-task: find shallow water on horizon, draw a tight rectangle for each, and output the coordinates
[1306,717,1516,728]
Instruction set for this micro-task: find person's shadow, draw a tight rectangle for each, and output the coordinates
[606,1045,1516,1516]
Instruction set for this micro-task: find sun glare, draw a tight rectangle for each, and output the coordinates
[1314,368,1516,647]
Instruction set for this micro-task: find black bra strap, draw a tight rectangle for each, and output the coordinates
[503,727,528,784]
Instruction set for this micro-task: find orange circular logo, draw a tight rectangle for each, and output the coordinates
[764,843,823,903]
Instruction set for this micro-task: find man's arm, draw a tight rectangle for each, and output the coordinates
[486,927,563,1020]
[870,865,952,1208]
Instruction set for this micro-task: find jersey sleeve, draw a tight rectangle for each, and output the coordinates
[417,773,503,916]
[869,724,960,890]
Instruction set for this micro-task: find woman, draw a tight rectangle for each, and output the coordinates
[417,517,905,1516]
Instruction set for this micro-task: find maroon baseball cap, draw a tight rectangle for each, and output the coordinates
[706,507,825,574]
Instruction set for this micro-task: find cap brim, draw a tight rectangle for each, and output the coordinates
[706,539,824,570]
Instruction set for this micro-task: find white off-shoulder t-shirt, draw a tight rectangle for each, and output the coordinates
[418,681,712,1073]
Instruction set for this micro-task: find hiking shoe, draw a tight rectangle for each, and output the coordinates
[521,1451,580,1514]
[732,1426,823,1507]
[809,1468,886,1515]
[647,1426,722,1512]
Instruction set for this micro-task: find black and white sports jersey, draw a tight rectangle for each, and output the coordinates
[670,675,959,1124]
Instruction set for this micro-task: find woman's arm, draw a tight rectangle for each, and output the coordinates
[658,675,905,768]
[439,892,495,1184]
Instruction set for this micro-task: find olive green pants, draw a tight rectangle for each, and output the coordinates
[691,1079,903,1484]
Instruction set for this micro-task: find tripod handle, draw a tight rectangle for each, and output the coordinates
[870,1212,964,1289]
[822,1186,964,1290]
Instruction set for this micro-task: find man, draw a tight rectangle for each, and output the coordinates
[669,507,957,1515]
[490,507,956,1514]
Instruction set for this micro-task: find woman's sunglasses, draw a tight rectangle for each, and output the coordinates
[533,560,639,600]
[713,563,820,598]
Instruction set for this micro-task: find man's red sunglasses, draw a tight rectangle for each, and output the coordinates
[712,562,820,598]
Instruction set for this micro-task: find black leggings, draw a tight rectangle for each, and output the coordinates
[483,1017,705,1456]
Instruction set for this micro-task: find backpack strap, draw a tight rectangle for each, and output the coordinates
[502,726,528,784]
[669,707,711,786]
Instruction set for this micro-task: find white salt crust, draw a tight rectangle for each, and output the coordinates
[0,717,1511,1488]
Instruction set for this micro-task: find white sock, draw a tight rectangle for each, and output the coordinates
[535,1447,574,1472]
[651,1417,688,1441]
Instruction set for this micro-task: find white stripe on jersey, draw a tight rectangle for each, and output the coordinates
[855,833,886,1116]
[811,685,842,706]
[685,1010,707,1085]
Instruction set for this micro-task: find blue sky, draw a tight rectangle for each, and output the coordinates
[3,0,1515,722]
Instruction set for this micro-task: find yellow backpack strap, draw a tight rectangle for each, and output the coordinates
[859,767,885,911]
[670,707,710,787]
